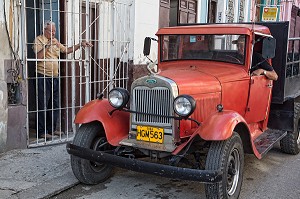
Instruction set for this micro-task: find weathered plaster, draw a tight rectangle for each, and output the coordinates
[0,68,8,152]
[133,1,159,65]
[0,4,11,151]
[0,23,11,58]
[0,59,5,81]
[6,105,27,150]
[0,81,8,152]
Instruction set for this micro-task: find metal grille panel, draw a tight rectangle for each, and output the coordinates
[21,0,132,147]
[133,87,173,125]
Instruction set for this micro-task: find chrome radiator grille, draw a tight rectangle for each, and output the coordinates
[132,86,173,125]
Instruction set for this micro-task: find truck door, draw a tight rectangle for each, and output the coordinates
[245,76,273,123]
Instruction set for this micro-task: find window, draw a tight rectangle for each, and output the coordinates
[161,34,246,65]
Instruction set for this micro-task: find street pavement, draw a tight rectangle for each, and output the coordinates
[51,144,300,199]
[0,144,78,199]
[0,142,299,199]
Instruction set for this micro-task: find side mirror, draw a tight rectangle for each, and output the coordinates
[143,37,151,56]
[262,37,276,59]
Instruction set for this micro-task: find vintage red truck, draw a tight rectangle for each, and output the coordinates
[67,22,300,199]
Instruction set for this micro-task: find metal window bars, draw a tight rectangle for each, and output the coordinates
[21,0,131,147]
[287,37,300,78]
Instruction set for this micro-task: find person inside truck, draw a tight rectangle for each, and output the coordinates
[235,35,278,81]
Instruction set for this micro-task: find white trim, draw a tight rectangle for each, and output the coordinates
[254,31,273,38]
[234,0,239,22]
[197,0,209,23]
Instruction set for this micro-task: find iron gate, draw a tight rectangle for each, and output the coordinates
[21,0,132,147]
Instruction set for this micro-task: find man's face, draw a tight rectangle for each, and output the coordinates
[237,39,245,54]
[44,24,56,40]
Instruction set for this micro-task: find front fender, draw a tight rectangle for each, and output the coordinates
[198,110,248,140]
[75,99,129,146]
[173,111,249,155]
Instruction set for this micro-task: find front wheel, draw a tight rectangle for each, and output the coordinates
[205,132,244,199]
[70,121,113,184]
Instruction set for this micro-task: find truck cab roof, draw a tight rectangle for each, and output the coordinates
[156,24,271,36]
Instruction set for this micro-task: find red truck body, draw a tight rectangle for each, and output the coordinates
[68,23,300,199]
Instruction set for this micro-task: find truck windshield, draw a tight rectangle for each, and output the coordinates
[161,34,246,65]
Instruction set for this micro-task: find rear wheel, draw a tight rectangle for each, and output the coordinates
[71,121,113,184]
[205,132,244,199]
[280,103,300,155]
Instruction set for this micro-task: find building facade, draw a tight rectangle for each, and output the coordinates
[0,0,299,152]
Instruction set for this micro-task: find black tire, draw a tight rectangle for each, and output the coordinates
[205,132,244,199]
[280,103,300,155]
[70,121,113,184]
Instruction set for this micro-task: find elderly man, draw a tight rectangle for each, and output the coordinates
[33,21,92,139]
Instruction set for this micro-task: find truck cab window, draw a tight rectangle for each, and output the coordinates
[161,34,246,65]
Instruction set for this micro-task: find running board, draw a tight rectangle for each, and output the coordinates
[254,129,287,158]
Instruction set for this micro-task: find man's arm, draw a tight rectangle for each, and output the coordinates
[44,38,92,54]
[251,52,278,81]
[65,41,93,54]
[36,45,49,59]
[251,68,278,81]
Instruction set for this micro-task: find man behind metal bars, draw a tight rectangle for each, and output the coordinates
[32,20,92,140]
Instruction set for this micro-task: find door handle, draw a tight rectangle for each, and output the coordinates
[267,83,273,88]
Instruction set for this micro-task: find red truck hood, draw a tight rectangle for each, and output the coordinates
[159,61,248,94]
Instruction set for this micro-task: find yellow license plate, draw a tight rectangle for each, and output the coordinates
[136,126,164,144]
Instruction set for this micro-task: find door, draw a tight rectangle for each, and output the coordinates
[178,0,197,24]
[159,0,170,28]
[208,0,217,23]
[245,76,273,124]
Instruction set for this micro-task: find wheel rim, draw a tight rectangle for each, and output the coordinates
[227,148,240,196]
[90,137,110,172]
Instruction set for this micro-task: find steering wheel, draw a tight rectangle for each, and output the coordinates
[225,55,242,64]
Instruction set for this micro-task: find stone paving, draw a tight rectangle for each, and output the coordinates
[0,144,79,199]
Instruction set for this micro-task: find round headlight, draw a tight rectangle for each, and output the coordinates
[173,95,196,118]
[108,88,129,109]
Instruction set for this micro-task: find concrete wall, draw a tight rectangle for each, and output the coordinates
[0,65,8,152]
[0,0,27,152]
[133,0,159,65]
[0,0,10,152]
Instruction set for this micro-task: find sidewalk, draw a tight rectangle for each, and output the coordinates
[0,144,79,199]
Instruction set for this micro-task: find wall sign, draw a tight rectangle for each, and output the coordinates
[262,7,278,21]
